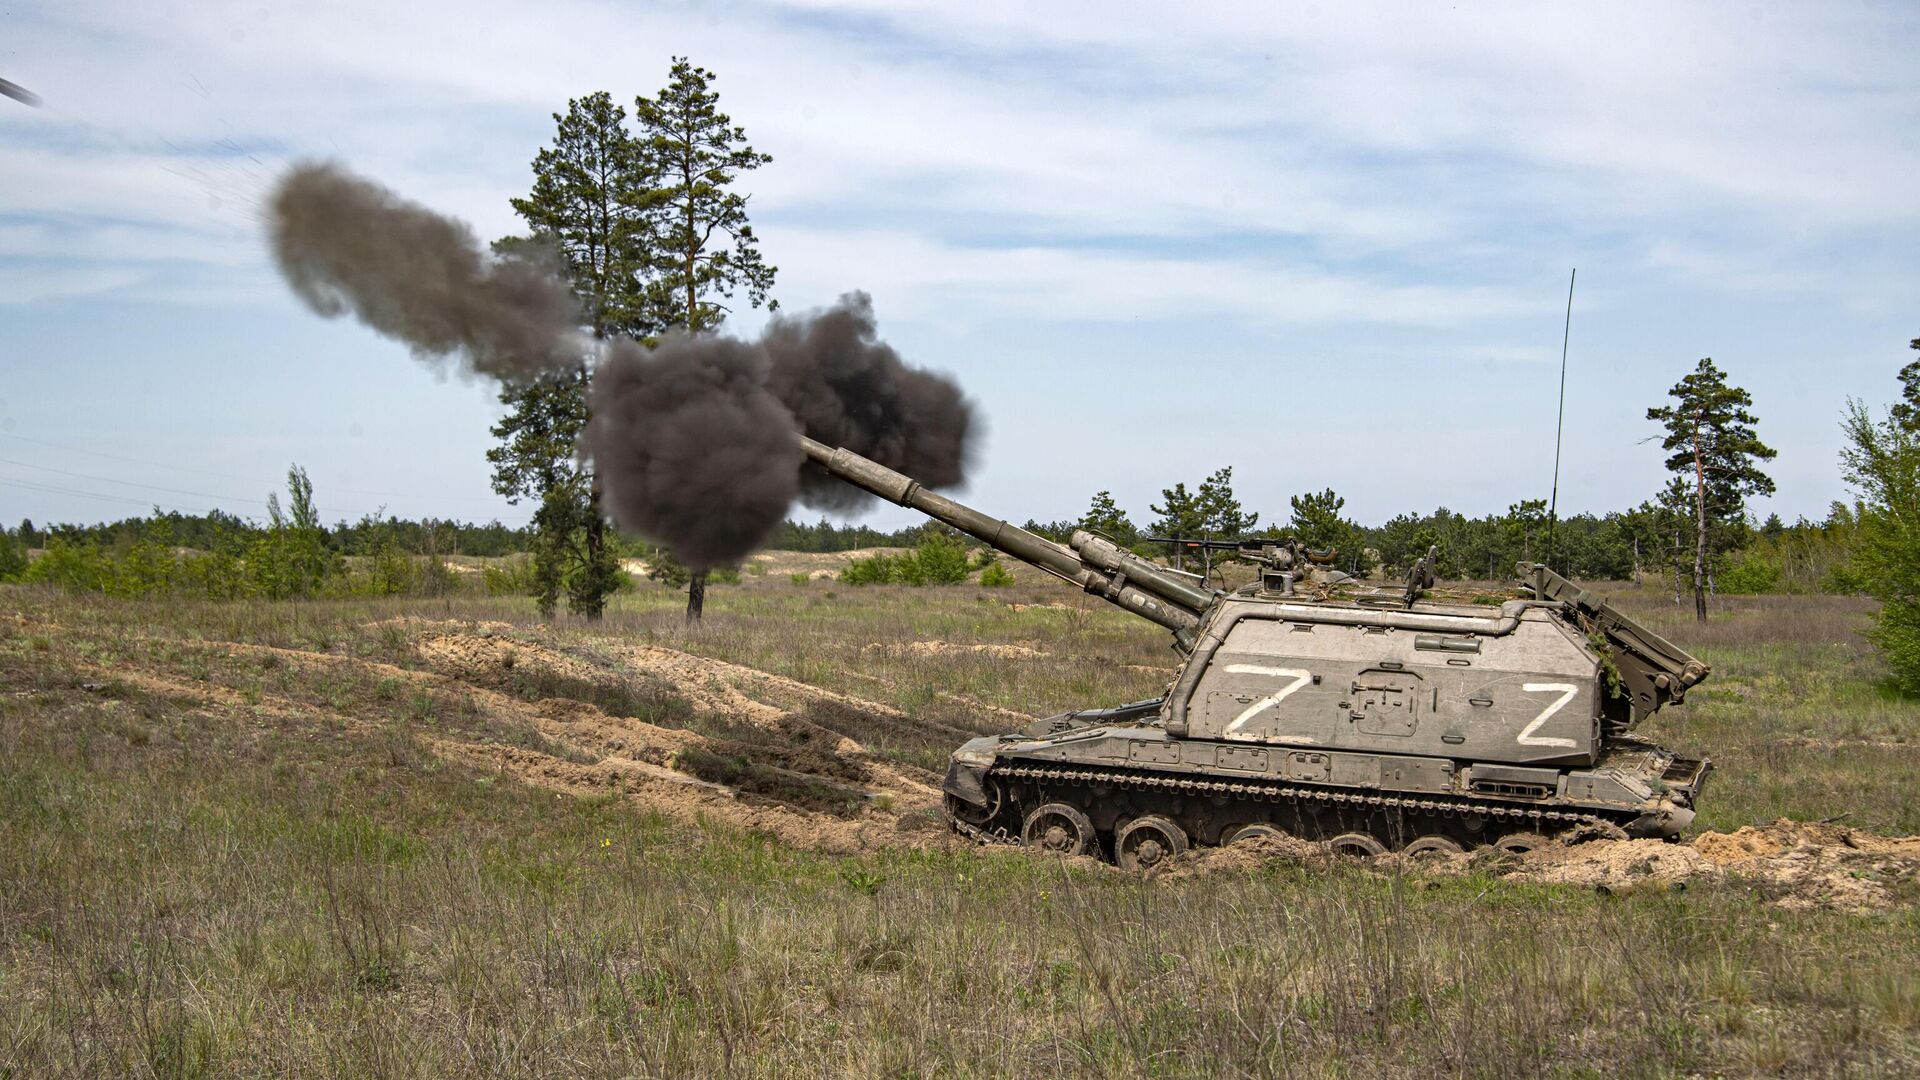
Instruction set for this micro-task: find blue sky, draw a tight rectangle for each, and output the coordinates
[2,1,1915,535]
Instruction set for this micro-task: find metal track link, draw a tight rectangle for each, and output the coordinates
[994,763,1600,830]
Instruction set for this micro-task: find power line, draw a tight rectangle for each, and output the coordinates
[0,432,510,505]
[0,475,220,515]
[0,456,356,513]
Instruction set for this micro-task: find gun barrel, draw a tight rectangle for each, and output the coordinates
[799,436,1210,639]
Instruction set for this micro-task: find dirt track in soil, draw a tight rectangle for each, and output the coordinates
[47,613,1920,909]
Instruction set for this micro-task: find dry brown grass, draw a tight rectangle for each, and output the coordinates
[1,575,1917,1078]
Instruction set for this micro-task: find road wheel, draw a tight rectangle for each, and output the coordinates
[1022,802,1096,857]
[1494,831,1552,854]
[1226,823,1285,845]
[1402,835,1465,860]
[1115,815,1189,871]
[1326,832,1387,858]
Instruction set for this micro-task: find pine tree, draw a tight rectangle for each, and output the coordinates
[1288,489,1345,551]
[1196,467,1258,540]
[1502,498,1548,564]
[1891,337,1920,431]
[1647,358,1776,621]
[1079,491,1137,546]
[633,57,779,622]
[491,92,654,620]
[1149,482,1207,570]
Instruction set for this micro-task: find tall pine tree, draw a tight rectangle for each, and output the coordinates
[1647,358,1776,622]
[633,57,779,621]
[490,91,653,619]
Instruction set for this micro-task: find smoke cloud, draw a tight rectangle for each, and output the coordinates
[588,337,802,568]
[762,292,973,512]
[268,162,583,381]
[266,163,976,569]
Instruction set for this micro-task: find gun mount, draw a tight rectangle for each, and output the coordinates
[800,437,1714,867]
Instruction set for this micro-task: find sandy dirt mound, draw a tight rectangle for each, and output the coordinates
[366,615,516,636]
[864,640,1049,660]
[415,630,611,689]
[1163,819,1920,912]
[399,630,951,837]
[1155,833,1325,881]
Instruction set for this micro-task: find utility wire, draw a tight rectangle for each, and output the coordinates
[0,431,510,506]
[0,475,220,514]
[0,456,358,514]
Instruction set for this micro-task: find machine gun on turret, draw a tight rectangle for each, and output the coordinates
[1147,535,1353,597]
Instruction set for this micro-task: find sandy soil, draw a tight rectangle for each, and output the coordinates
[862,640,1050,660]
[1165,818,1920,912]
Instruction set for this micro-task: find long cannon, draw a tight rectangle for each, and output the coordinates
[799,436,1214,645]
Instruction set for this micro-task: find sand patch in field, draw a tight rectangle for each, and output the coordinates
[864,640,1049,661]
[1160,818,1920,912]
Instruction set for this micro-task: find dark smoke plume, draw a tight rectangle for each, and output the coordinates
[763,292,974,512]
[588,336,801,568]
[268,162,583,380]
[266,164,976,569]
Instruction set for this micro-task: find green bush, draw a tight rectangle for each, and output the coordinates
[838,553,899,585]
[1718,551,1782,594]
[23,539,116,593]
[789,572,810,586]
[0,531,27,581]
[978,562,1015,588]
[838,534,974,587]
[484,556,540,597]
[900,534,969,585]
[1869,600,1920,696]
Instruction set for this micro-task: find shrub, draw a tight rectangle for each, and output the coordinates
[1869,600,1920,696]
[978,562,1015,588]
[484,556,540,597]
[789,572,810,586]
[0,531,26,581]
[839,553,900,585]
[23,539,115,593]
[903,534,969,585]
[1718,551,1782,595]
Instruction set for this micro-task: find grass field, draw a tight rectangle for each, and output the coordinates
[2,564,1917,1078]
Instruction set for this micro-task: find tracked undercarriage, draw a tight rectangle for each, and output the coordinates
[797,435,1713,870]
[944,727,1709,868]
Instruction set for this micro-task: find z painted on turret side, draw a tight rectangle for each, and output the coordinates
[799,436,1712,869]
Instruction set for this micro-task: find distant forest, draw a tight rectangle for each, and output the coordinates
[5,509,930,559]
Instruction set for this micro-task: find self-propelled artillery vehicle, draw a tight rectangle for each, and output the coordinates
[800,436,1712,869]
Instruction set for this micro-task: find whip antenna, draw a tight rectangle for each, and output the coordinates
[1545,268,1575,570]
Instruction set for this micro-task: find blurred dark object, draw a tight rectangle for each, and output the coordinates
[0,78,42,107]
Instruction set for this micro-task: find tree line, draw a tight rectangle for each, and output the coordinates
[1040,342,1919,688]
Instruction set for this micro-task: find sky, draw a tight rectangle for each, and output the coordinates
[2,1,1916,536]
